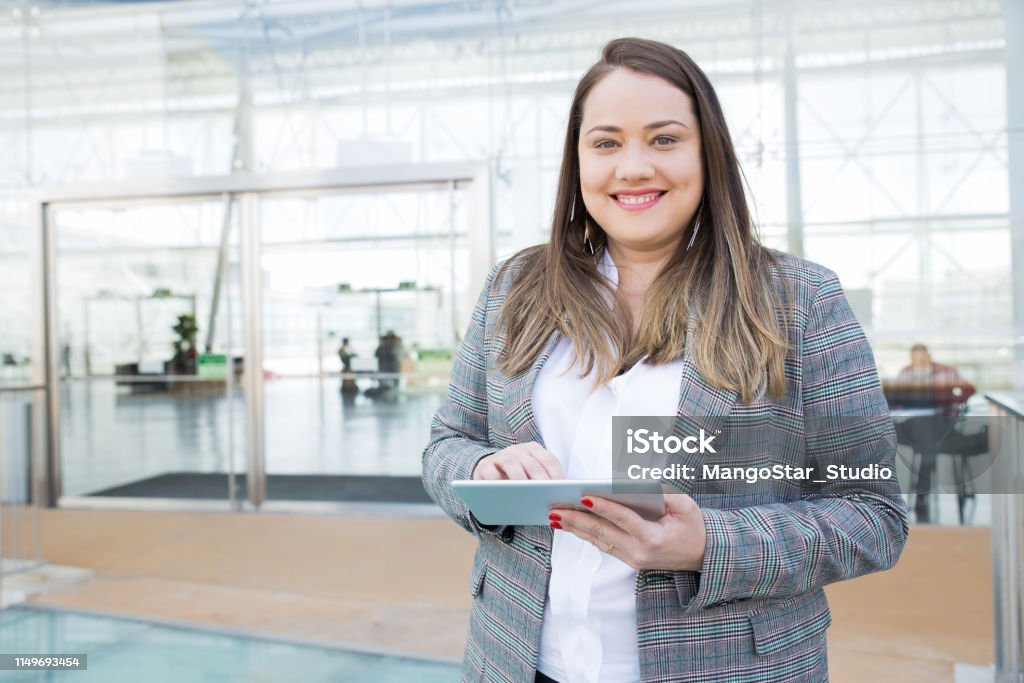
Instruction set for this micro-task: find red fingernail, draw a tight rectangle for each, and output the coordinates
[548,513,561,522]
[580,498,594,508]
[550,521,562,530]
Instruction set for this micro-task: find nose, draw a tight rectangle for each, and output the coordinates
[615,144,655,182]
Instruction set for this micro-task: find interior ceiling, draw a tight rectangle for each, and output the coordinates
[0,0,1005,115]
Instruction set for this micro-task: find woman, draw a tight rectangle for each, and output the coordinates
[422,37,908,683]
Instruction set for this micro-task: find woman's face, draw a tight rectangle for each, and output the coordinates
[577,68,703,256]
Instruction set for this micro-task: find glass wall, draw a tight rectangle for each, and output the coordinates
[795,62,1012,380]
[0,189,42,575]
[0,195,33,386]
[4,1,1009,385]
[0,0,1014,517]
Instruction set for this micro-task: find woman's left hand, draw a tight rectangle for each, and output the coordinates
[550,493,707,571]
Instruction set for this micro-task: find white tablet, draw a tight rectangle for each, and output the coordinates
[451,479,666,526]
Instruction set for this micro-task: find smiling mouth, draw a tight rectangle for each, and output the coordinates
[612,191,666,210]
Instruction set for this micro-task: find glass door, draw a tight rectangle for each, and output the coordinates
[39,163,490,511]
[257,184,471,505]
[52,196,246,505]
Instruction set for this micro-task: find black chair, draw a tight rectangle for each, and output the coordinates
[895,412,989,524]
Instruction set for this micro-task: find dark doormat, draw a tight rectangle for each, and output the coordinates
[87,472,433,504]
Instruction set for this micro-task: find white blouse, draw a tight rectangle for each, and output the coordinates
[534,250,686,683]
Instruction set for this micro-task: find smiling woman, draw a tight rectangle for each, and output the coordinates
[422,37,908,683]
[494,39,790,402]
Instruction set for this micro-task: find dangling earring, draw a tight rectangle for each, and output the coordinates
[686,197,705,251]
[570,187,596,255]
[583,221,596,255]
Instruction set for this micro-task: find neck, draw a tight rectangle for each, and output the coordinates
[607,241,678,294]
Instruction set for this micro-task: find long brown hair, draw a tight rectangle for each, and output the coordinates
[496,37,788,404]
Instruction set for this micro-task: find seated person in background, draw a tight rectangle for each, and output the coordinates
[894,343,975,415]
[892,343,975,523]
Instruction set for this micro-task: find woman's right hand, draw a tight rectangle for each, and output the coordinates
[472,442,565,481]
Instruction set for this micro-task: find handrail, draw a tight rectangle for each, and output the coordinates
[987,392,1024,421]
[987,394,1024,683]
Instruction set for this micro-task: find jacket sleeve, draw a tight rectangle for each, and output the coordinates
[421,261,505,537]
[683,272,909,613]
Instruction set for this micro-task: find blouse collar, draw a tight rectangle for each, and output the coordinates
[597,247,618,288]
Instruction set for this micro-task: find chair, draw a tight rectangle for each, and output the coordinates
[895,410,989,524]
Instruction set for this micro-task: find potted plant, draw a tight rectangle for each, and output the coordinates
[170,313,198,374]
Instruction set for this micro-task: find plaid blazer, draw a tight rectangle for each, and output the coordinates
[422,250,909,683]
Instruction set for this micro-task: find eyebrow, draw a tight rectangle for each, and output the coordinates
[584,119,690,135]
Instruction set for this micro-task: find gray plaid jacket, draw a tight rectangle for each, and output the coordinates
[422,250,909,683]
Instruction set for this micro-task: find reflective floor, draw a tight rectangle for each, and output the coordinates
[58,378,444,497]
[0,607,460,682]
[48,376,994,526]
[911,493,991,526]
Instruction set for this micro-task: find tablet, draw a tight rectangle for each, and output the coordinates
[451,479,665,526]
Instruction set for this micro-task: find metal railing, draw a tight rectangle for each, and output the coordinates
[0,384,46,606]
[988,392,1024,683]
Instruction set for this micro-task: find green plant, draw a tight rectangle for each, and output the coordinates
[172,313,198,365]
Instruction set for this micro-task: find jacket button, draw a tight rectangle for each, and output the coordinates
[500,527,515,543]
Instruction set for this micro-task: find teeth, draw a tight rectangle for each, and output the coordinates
[617,193,660,205]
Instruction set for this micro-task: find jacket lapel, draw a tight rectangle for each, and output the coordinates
[675,356,738,426]
[505,331,561,446]
[676,304,738,422]
[669,309,738,493]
